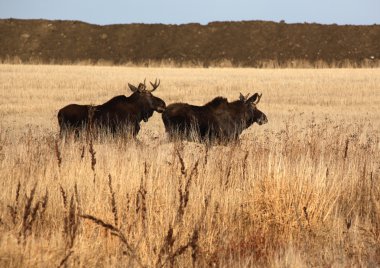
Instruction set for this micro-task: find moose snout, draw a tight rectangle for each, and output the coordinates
[156,106,166,113]
[258,114,268,125]
[155,100,166,113]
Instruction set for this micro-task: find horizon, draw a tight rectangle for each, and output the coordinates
[1,0,379,26]
[1,17,379,27]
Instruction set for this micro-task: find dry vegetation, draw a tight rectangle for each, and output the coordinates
[0,64,380,267]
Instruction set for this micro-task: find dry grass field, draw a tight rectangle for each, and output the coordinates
[0,64,379,267]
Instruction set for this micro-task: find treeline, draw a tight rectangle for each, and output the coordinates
[0,18,379,67]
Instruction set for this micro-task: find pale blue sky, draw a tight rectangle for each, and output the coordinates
[0,0,379,25]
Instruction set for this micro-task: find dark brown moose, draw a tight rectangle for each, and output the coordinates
[162,92,267,142]
[58,79,166,137]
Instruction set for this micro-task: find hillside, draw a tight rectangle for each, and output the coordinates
[0,18,379,67]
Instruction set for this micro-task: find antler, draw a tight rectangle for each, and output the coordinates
[149,79,160,92]
[136,78,147,91]
[129,78,148,92]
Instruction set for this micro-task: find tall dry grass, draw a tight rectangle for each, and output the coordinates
[0,64,379,267]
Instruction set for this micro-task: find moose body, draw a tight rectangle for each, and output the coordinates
[58,79,165,137]
[162,93,267,142]
[57,104,92,135]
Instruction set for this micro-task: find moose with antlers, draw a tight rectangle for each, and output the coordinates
[162,92,267,142]
[58,79,166,137]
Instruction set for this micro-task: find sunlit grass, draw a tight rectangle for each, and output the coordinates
[0,64,379,267]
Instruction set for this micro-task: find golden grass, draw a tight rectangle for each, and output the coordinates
[0,64,379,267]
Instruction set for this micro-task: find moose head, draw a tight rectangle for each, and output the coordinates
[239,92,268,126]
[128,79,166,121]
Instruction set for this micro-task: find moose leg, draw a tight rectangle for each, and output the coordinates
[131,123,140,137]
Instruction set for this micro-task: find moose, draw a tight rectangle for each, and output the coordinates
[162,92,267,142]
[58,79,166,137]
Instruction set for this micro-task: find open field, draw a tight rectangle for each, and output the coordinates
[0,65,380,267]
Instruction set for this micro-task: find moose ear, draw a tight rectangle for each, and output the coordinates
[246,93,259,103]
[239,93,245,101]
[239,93,251,102]
[128,83,138,92]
